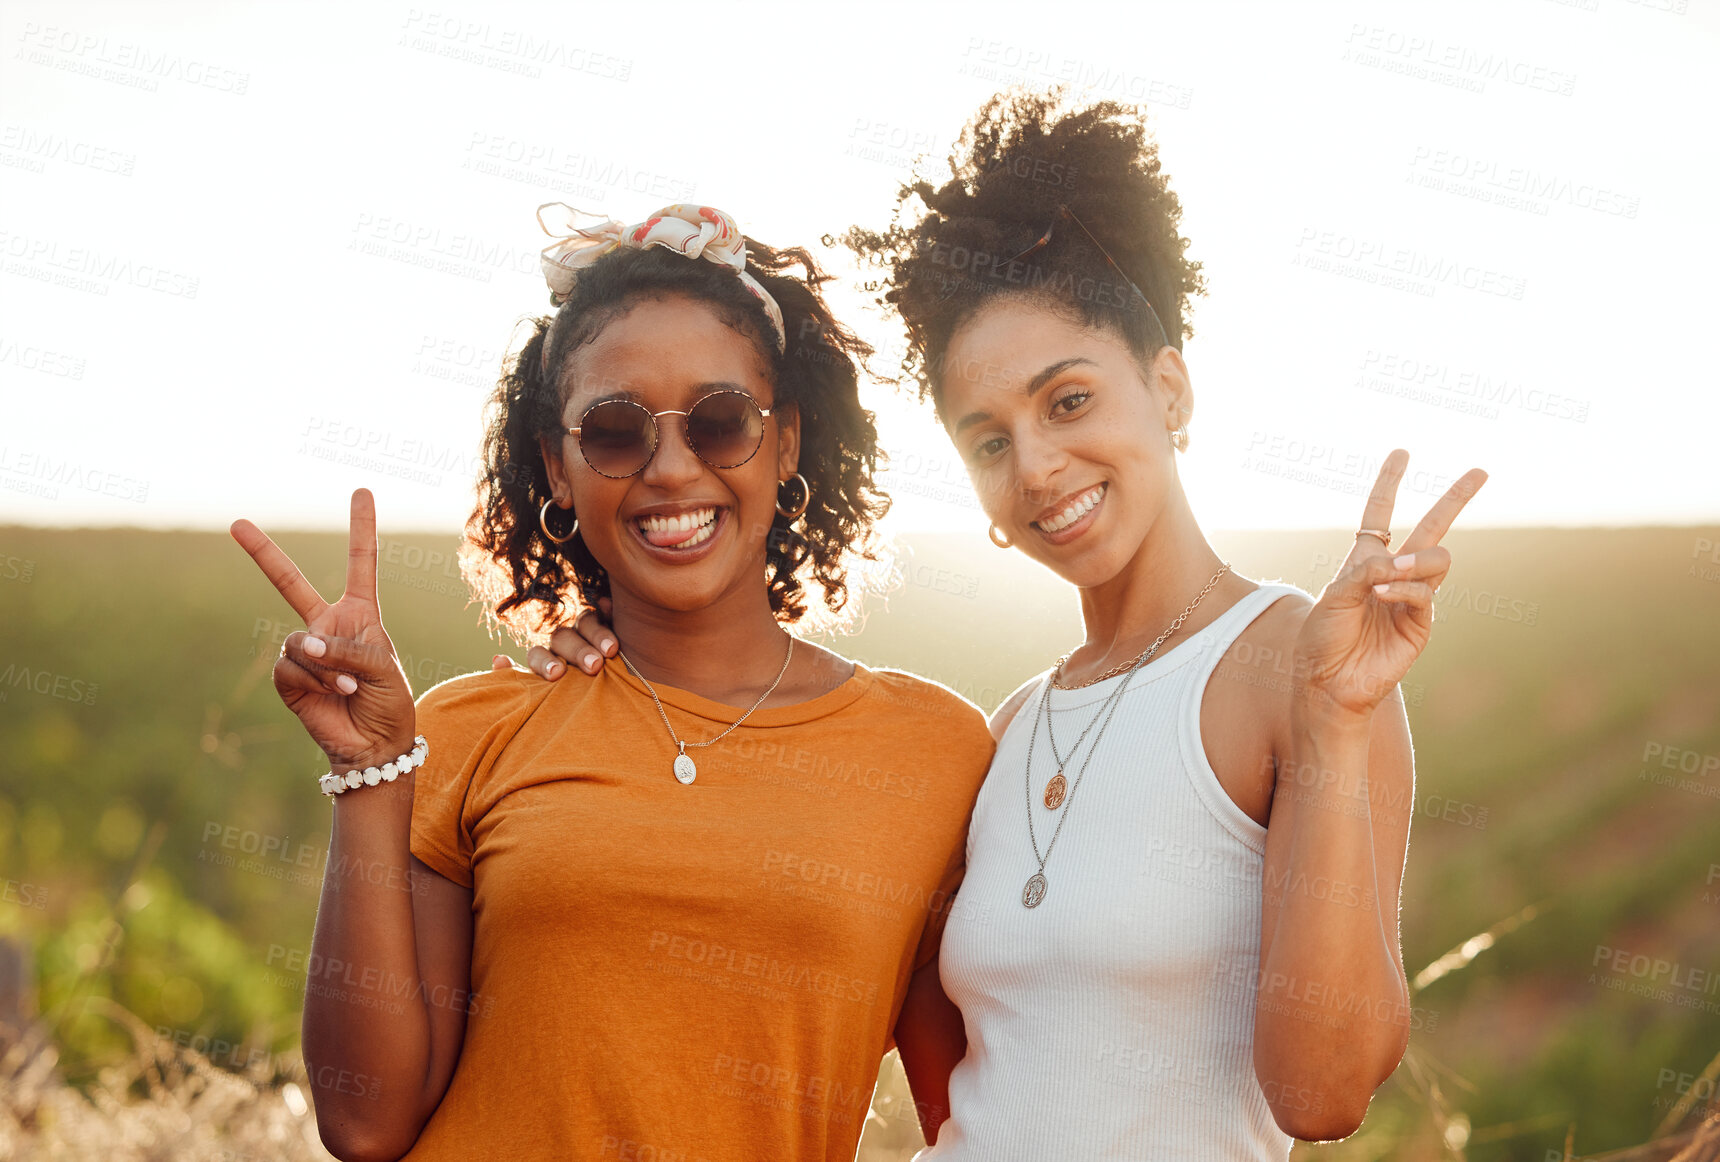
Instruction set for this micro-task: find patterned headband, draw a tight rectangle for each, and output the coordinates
[535,202,787,353]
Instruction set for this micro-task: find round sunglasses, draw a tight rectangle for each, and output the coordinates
[564,390,774,479]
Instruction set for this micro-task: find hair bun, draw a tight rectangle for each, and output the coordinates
[847,88,1206,402]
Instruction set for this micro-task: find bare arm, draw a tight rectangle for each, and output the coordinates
[1254,692,1413,1139]
[300,759,473,1161]
[892,957,967,1144]
[1253,452,1486,1139]
[987,679,1037,742]
[886,684,1033,1142]
[232,489,475,1161]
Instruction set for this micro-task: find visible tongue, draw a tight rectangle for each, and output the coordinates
[642,515,708,548]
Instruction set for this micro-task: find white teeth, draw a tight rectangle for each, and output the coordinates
[1036,486,1104,533]
[639,507,716,534]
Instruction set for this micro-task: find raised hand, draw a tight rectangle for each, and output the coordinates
[492,597,616,680]
[1295,450,1488,720]
[231,488,415,769]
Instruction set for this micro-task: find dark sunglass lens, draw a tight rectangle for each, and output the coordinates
[686,394,763,468]
[579,401,653,476]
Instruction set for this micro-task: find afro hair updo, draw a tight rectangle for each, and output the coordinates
[845,88,1206,415]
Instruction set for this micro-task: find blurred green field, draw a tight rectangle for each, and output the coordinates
[0,523,1716,1160]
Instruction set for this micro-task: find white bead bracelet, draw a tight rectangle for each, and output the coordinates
[319,736,428,797]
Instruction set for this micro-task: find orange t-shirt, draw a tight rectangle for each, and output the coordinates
[403,657,994,1162]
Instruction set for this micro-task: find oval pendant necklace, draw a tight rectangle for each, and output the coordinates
[1021,656,1139,907]
[620,636,795,784]
[1022,565,1231,908]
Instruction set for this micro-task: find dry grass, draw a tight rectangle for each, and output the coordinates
[1,1000,331,1162]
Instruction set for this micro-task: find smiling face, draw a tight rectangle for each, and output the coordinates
[539,293,798,617]
[940,296,1192,589]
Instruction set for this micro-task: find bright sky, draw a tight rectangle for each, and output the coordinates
[2,0,1715,535]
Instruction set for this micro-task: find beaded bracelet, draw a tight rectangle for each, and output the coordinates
[319,735,428,797]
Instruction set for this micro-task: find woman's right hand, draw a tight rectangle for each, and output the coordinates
[491,597,617,681]
[232,487,415,770]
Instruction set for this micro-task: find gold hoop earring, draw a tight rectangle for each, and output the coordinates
[776,473,810,520]
[539,497,578,545]
[1170,424,1190,453]
[988,523,1014,549]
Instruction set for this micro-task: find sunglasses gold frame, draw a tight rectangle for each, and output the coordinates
[564,389,774,479]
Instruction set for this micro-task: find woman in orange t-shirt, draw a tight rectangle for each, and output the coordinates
[232,204,994,1161]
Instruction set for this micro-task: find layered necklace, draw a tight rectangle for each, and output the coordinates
[1021,564,1230,909]
[619,635,795,785]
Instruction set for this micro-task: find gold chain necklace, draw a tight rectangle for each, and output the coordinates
[618,636,795,785]
[1050,564,1233,691]
[1036,563,1230,815]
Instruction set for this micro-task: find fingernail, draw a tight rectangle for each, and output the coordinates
[584,655,599,673]
[304,635,326,658]
[600,638,615,655]
[335,674,358,694]
[1392,554,1415,570]
[1373,583,1390,595]
[547,662,562,677]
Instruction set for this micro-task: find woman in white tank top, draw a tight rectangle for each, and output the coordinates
[850,92,1486,1159]
[527,95,1488,1157]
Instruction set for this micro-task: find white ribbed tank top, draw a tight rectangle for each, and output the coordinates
[921,584,1305,1162]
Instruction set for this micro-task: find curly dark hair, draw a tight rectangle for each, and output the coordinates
[461,238,889,645]
[845,89,1206,414]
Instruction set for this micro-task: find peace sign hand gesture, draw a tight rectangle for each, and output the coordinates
[231,488,415,770]
[1295,450,1488,722]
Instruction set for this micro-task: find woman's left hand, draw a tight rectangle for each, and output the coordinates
[1295,449,1488,721]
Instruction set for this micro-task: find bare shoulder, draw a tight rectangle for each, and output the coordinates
[987,673,1045,743]
[785,637,859,700]
[1195,586,1311,825]
[1242,585,1316,651]
[1212,585,1314,710]
[862,664,989,732]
